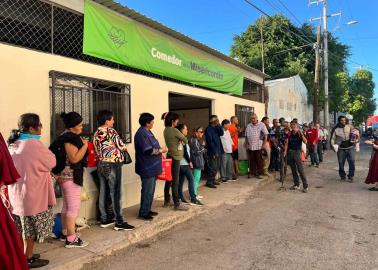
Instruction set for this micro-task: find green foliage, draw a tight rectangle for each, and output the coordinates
[336,69,376,125]
[230,14,350,112]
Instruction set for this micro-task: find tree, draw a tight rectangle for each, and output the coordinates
[230,14,350,113]
[347,69,376,125]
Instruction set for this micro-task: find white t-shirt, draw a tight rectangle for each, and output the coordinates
[221,130,234,154]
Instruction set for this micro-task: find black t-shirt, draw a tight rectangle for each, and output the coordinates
[288,131,303,150]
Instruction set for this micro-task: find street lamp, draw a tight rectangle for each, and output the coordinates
[346,20,358,25]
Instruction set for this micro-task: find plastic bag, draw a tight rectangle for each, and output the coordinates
[157,156,173,181]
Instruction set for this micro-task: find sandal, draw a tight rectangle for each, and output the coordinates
[368,187,378,191]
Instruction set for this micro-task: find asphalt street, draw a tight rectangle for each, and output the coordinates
[83,144,378,270]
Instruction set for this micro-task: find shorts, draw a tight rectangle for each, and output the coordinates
[60,179,82,217]
[13,206,54,242]
[232,150,239,160]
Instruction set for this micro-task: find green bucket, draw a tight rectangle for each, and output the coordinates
[238,160,249,176]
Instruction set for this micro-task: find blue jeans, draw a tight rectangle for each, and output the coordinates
[98,162,124,224]
[310,144,319,165]
[337,148,356,178]
[221,153,233,179]
[179,165,196,202]
[139,177,156,217]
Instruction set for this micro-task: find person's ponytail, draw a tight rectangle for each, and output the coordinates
[8,129,21,145]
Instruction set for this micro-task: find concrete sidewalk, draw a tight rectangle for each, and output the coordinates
[36,175,276,270]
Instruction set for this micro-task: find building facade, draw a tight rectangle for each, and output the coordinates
[0,0,268,219]
[265,75,313,124]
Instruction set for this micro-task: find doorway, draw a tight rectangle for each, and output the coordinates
[169,93,212,132]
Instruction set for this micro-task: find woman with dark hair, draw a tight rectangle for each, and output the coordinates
[161,112,188,211]
[8,113,56,268]
[93,110,134,231]
[177,124,203,206]
[190,126,205,199]
[55,112,89,248]
[135,113,168,220]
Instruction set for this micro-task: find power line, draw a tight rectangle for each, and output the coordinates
[275,0,303,26]
[241,0,378,74]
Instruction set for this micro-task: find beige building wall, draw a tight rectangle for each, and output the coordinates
[0,43,265,219]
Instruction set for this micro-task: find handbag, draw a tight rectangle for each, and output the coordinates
[157,156,173,181]
[123,151,132,164]
[52,176,63,198]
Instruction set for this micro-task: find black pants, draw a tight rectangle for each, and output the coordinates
[164,158,181,206]
[247,149,263,175]
[288,149,308,188]
[269,146,280,171]
[206,155,220,185]
[318,141,324,162]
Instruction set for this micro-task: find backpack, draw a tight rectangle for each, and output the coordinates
[49,136,67,175]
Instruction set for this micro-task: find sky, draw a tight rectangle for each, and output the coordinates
[119,0,378,113]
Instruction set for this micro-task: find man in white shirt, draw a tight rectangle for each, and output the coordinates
[220,119,234,183]
[245,114,269,179]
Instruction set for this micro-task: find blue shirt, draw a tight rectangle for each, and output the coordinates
[134,127,162,178]
[205,125,224,157]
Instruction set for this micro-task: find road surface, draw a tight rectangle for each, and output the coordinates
[83,145,378,270]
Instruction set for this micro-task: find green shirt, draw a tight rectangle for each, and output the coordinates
[163,127,188,161]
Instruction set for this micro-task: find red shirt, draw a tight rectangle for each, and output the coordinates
[229,124,238,151]
[306,128,319,144]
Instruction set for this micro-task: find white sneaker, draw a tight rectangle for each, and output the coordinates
[197,195,204,199]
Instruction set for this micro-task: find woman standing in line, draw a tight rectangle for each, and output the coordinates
[162,112,188,211]
[135,113,168,220]
[0,131,29,270]
[56,112,89,248]
[8,113,56,268]
[189,126,205,200]
[365,138,378,190]
[177,124,204,206]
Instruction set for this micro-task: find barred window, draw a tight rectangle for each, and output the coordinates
[242,79,264,103]
[235,105,254,137]
[49,71,131,143]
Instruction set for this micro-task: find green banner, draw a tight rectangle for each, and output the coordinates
[83,0,243,95]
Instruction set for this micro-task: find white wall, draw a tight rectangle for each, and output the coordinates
[0,43,265,219]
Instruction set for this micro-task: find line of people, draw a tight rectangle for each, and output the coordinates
[1,110,352,269]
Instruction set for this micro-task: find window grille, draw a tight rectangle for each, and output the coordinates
[49,71,131,143]
[242,79,264,102]
[0,0,52,52]
[235,105,254,137]
[0,0,266,100]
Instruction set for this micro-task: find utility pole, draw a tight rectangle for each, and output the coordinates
[323,0,329,129]
[313,25,321,123]
[260,18,265,73]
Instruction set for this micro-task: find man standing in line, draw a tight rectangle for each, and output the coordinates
[229,116,240,179]
[261,116,272,176]
[316,123,325,163]
[330,116,358,182]
[205,115,224,188]
[245,114,269,179]
[285,121,309,193]
[323,127,329,150]
[306,122,320,167]
[269,119,281,172]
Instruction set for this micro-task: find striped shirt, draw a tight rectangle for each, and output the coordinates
[245,122,268,151]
